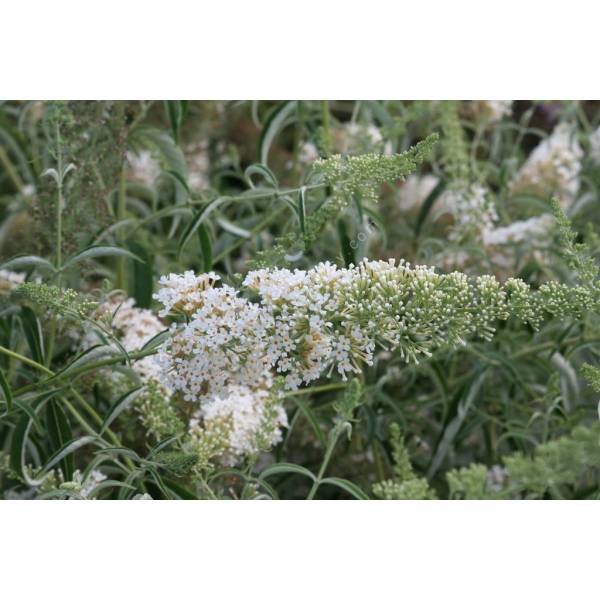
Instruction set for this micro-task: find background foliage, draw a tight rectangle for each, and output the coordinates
[1,100,600,499]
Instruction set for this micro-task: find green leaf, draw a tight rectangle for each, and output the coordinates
[163,101,187,143]
[216,217,251,239]
[337,219,355,268]
[415,179,446,237]
[244,163,278,189]
[427,369,488,478]
[260,462,316,481]
[259,101,297,166]
[293,398,326,448]
[50,345,124,382]
[42,435,99,475]
[95,446,143,462]
[551,352,579,413]
[320,477,369,500]
[20,306,44,364]
[297,186,307,236]
[133,127,188,179]
[45,398,75,480]
[0,255,56,273]
[128,241,153,308]
[164,169,192,197]
[140,329,170,353]
[88,480,137,498]
[100,387,141,434]
[62,245,143,270]
[162,479,199,500]
[198,224,213,272]
[0,367,13,413]
[177,197,230,258]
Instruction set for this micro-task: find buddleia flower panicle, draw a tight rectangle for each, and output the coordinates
[156,257,590,404]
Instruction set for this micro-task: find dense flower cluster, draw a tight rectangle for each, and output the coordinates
[156,259,566,402]
[154,271,273,401]
[188,376,287,467]
[509,123,583,205]
[153,272,287,465]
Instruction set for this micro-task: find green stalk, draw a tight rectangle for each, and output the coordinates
[280,382,347,400]
[320,100,332,157]
[0,345,54,376]
[45,122,64,367]
[306,423,346,500]
[55,122,64,278]
[115,163,127,290]
[13,346,159,397]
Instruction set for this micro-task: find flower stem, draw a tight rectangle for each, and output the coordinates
[115,162,127,290]
[0,345,54,376]
[46,121,64,367]
[306,423,345,500]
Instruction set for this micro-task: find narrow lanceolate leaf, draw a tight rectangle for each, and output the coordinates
[427,369,488,478]
[41,167,59,184]
[163,100,187,143]
[293,398,326,448]
[129,241,154,309]
[216,217,251,239]
[10,393,55,484]
[0,255,56,273]
[177,197,230,258]
[140,329,170,352]
[20,306,45,365]
[244,163,279,189]
[164,169,192,197]
[45,398,75,480]
[297,186,307,236]
[0,368,13,413]
[62,245,143,270]
[259,462,316,481]
[197,224,213,272]
[50,345,123,381]
[100,387,141,434]
[259,100,297,166]
[162,479,199,500]
[415,179,446,237]
[132,127,188,178]
[88,480,137,499]
[337,219,355,268]
[320,477,370,500]
[42,436,99,475]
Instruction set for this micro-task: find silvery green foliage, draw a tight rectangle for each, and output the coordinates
[373,423,436,500]
[447,422,600,499]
